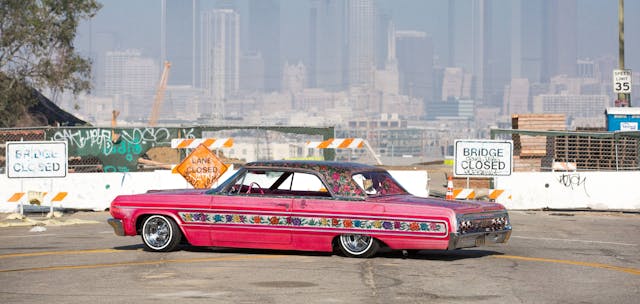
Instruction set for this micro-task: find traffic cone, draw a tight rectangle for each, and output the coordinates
[445,176,454,200]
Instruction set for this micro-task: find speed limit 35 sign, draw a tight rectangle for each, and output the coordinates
[613,69,632,93]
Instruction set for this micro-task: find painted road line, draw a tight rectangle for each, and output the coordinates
[510,236,638,247]
[0,254,285,273]
[0,248,126,259]
[493,255,640,276]
[0,233,60,238]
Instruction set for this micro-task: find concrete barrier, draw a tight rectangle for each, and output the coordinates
[495,171,640,210]
[4,169,637,212]
[0,168,428,212]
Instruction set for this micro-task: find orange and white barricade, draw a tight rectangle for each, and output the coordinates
[306,138,365,149]
[171,138,234,149]
[488,189,511,203]
[452,188,476,200]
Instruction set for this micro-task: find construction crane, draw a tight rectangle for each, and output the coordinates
[149,61,171,127]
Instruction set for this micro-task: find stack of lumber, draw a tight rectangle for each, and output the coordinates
[512,114,565,157]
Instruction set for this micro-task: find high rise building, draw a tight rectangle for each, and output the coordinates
[547,0,577,78]
[347,0,376,87]
[511,0,577,83]
[441,67,472,101]
[240,51,264,93]
[395,31,434,102]
[375,10,392,70]
[201,9,240,100]
[161,0,199,87]
[471,0,488,102]
[249,0,281,92]
[308,0,346,91]
[104,50,159,120]
[104,50,158,97]
[503,78,530,115]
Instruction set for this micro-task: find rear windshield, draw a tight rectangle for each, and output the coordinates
[352,171,407,196]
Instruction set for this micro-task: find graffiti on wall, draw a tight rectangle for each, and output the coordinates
[48,127,198,172]
[557,173,590,197]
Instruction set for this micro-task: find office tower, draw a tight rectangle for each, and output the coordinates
[375,11,392,69]
[249,0,281,92]
[282,61,306,93]
[240,51,264,93]
[441,67,472,101]
[484,1,512,107]
[347,0,376,87]
[395,31,434,101]
[161,0,199,86]
[504,78,530,115]
[104,50,158,97]
[104,50,159,119]
[511,0,543,82]
[471,0,486,101]
[447,0,455,67]
[547,0,577,78]
[450,0,488,101]
[308,0,345,91]
[90,32,118,95]
[512,0,577,83]
[201,9,240,100]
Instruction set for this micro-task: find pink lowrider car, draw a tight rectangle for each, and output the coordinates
[108,161,511,258]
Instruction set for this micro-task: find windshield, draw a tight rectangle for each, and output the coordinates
[352,171,407,197]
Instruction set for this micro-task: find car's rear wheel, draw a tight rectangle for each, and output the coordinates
[338,234,379,258]
[141,215,181,252]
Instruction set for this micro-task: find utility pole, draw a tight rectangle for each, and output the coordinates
[618,0,631,106]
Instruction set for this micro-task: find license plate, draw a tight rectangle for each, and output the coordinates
[475,236,486,247]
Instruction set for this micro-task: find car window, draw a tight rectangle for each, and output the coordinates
[230,170,283,194]
[229,169,330,197]
[352,172,407,196]
[277,172,327,192]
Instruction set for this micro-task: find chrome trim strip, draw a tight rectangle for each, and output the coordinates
[178,211,449,238]
[116,205,450,224]
[181,223,448,238]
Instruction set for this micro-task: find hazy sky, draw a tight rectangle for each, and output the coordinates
[75,0,640,73]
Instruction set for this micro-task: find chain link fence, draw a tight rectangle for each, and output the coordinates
[491,129,640,171]
[1,126,334,173]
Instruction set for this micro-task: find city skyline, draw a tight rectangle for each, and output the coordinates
[72,0,640,127]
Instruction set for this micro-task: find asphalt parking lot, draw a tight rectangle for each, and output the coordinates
[0,210,638,303]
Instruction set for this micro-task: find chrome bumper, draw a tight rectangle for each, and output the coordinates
[448,229,512,250]
[107,218,125,236]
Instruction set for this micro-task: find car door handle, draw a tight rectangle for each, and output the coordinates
[276,203,290,208]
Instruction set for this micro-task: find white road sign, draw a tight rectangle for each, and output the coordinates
[454,140,513,177]
[613,69,632,93]
[6,141,68,178]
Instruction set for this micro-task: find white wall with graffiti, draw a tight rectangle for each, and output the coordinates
[2,169,638,212]
[495,171,640,210]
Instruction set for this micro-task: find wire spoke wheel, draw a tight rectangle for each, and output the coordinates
[338,234,379,258]
[141,215,181,252]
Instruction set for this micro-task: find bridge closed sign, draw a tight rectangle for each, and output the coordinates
[6,141,68,178]
[454,140,513,177]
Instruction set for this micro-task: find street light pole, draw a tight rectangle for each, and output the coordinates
[618,0,631,106]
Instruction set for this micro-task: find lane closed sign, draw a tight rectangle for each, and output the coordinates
[6,141,68,178]
[454,140,513,177]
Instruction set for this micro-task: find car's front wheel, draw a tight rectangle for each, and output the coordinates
[141,215,181,252]
[338,234,379,258]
